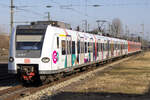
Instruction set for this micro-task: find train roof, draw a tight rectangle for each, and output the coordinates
[16,21,71,30]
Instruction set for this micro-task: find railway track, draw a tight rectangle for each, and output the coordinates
[0,52,142,100]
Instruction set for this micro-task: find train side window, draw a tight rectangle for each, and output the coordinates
[88,42,90,52]
[90,42,93,52]
[62,40,66,55]
[67,41,71,54]
[85,42,87,53]
[116,44,118,49]
[100,43,102,51]
[117,44,118,49]
[81,42,84,53]
[57,37,59,48]
[106,43,108,51]
[69,41,72,54]
[98,43,100,52]
[104,43,106,51]
[102,43,104,51]
[103,43,105,51]
[72,41,75,54]
[97,43,98,52]
[80,42,82,53]
[105,43,106,51]
[77,41,80,54]
[112,43,114,50]
[124,44,125,49]
[93,43,95,52]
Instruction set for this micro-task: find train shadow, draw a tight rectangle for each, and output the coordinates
[47,90,150,100]
[0,63,20,87]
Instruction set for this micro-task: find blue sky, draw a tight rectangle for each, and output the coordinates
[0,0,150,39]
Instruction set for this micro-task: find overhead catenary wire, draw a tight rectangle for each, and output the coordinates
[1,0,149,33]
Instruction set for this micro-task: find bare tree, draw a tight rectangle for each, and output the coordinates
[111,18,123,38]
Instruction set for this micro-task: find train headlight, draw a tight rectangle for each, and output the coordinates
[9,57,14,62]
[41,57,50,63]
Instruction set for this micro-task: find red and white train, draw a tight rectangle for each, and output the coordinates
[8,21,141,83]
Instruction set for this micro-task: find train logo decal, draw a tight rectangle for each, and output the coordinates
[52,50,59,64]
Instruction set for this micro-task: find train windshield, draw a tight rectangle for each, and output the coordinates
[16,29,46,50]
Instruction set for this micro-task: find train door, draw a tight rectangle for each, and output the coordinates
[109,40,112,58]
[51,34,60,70]
[111,41,114,58]
[84,40,88,63]
[121,42,123,55]
[80,37,84,64]
[107,40,110,59]
[101,42,104,61]
[51,34,62,70]
[59,35,67,69]
[89,38,93,62]
[99,39,102,61]
[77,39,80,64]
[59,35,72,69]
[97,39,101,61]
[66,35,72,67]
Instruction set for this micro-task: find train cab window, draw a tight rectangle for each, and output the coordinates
[57,37,59,48]
[72,41,75,54]
[62,40,66,55]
